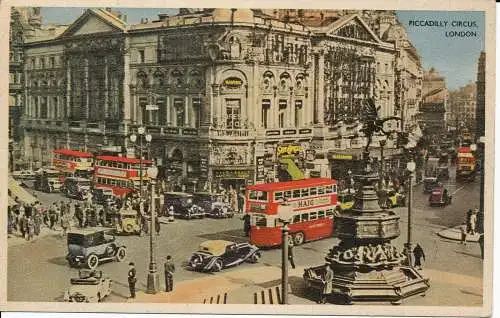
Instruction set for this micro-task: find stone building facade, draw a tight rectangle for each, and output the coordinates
[476,52,485,139]
[21,8,418,189]
[448,81,477,132]
[420,68,448,137]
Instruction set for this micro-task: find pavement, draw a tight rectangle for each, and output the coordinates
[128,263,483,306]
[437,226,480,242]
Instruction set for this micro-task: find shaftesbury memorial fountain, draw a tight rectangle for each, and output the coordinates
[312,99,430,304]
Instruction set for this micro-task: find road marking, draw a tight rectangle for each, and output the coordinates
[452,185,466,195]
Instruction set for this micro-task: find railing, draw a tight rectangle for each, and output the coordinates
[209,128,254,138]
[257,127,313,138]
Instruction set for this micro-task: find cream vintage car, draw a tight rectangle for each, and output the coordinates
[63,270,112,303]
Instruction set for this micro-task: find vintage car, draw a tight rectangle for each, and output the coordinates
[62,177,92,200]
[164,192,205,219]
[63,269,112,303]
[336,191,355,211]
[436,166,450,181]
[34,169,63,193]
[66,229,127,270]
[429,186,452,207]
[93,188,115,205]
[423,177,439,193]
[379,188,406,208]
[193,192,234,218]
[115,209,141,235]
[188,240,261,272]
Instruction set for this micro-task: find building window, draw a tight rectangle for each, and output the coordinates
[49,56,55,68]
[262,99,271,129]
[40,97,48,119]
[295,100,302,127]
[192,98,201,128]
[139,50,145,63]
[52,97,58,118]
[225,99,241,129]
[174,98,184,127]
[30,58,35,69]
[278,99,287,128]
[40,57,45,69]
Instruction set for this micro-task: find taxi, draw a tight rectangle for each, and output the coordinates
[336,190,355,211]
[429,185,452,207]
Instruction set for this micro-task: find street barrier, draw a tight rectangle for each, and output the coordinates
[203,292,228,304]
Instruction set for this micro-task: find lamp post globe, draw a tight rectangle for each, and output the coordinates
[138,126,146,135]
[145,134,153,143]
[129,134,137,143]
[470,144,477,152]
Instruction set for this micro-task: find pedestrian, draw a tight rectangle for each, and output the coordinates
[27,216,34,241]
[318,264,333,304]
[75,203,83,228]
[7,206,13,235]
[469,209,478,235]
[155,215,160,236]
[19,213,27,238]
[127,262,137,299]
[49,207,57,230]
[237,191,245,214]
[61,212,70,237]
[164,255,176,292]
[33,208,41,236]
[460,222,468,245]
[288,240,296,269]
[413,243,425,270]
[168,205,175,222]
[241,213,251,237]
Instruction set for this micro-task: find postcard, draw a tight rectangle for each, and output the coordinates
[0,0,495,316]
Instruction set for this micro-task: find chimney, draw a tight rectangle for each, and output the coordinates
[105,7,112,12]
[158,13,169,21]
[145,18,149,23]
[123,14,127,22]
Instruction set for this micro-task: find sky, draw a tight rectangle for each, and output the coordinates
[39,8,485,90]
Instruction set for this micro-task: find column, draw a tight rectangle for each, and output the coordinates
[273,92,278,128]
[212,85,220,125]
[317,51,325,126]
[123,36,131,122]
[84,58,90,120]
[184,95,190,127]
[104,56,109,119]
[66,59,71,119]
[166,92,171,125]
[289,91,294,128]
[37,96,41,118]
[24,68,29,117]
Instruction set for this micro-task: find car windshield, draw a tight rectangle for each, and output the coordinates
[78,180,91,186]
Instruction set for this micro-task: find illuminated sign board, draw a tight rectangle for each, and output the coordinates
[277,144,302,157]
[223,77,243,88]
[96,168,127,178]
[290,196,331,209]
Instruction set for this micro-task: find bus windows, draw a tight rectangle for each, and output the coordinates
[274,191,283,201]
[310,212,317,220]
[292,189,301,198]
[318,210,325,219]
[250,190,268,201]
[284,191,292,199]
[301,213,309,222]
[325,185,332,193]
[317,186,325,195]
[301,188,309,197]
[293,215,301,224]
[255,216,267,227]
[326,209,334,218]
[310,187,317,196]
[332,185,337,193]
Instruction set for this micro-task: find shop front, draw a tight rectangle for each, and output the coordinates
[212,168,254,192]
[329,152,364,182]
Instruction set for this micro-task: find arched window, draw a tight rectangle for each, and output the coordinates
[153,71,165,87]
[137,72,148,89]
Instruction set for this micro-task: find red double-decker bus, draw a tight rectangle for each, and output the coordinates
[52,149,94,180]
[246,178,338,247]
[93,156,152,198]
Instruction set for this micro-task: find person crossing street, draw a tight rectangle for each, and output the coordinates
[128,262,137,299]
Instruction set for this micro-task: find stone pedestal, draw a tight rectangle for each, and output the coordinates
[325,154,429,304]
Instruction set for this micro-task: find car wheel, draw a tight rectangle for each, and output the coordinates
[213,259,223,272]
[87,254,99,270]
[116,247,126,262]
[293,232,305,245]
[248,253,260,263]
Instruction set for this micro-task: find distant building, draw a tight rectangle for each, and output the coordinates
[476,52,485,139]
[420,68,448,137]
[20,8,420,188]
[448,81,477,133]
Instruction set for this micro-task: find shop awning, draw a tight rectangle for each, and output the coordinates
[8,176,37,205]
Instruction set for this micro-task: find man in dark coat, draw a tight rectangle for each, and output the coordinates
[413,243,425,270]
[164,255,176,292]
[319,264,333,304]
[75,203,83,228]
[128,262,137,298]
[155,216,161,235]
[241,213,251,236]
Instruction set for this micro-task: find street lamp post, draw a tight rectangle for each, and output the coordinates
[278,203,292,305]
[347,169,352,194]
[405,161,416,267]
[146,165,160,294]
[379,137,387,189]
[130,127,152,199]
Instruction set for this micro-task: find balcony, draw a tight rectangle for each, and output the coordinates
[68,121,85,132]
[209,127,254,140]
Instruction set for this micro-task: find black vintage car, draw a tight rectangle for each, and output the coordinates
[62,177,92,200]
[164,192,205,219]
[193,192,234,218]
[188,240,261,272]
[92,188,115,205]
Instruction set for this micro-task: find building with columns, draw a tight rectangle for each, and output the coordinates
[420,68,448,139]
[21,8,415,190]
[448,81,477,133]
